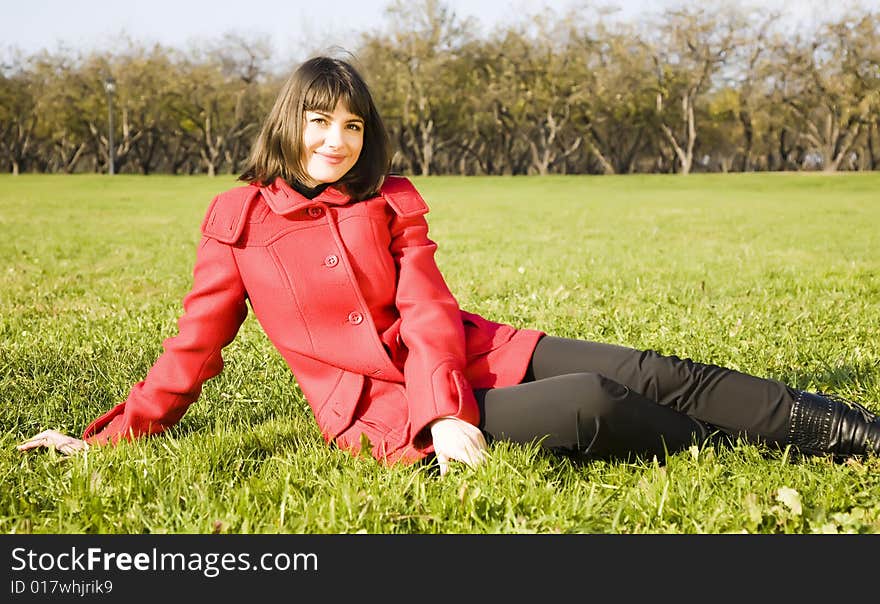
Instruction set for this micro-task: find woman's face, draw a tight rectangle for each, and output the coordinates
[301,101,364,186]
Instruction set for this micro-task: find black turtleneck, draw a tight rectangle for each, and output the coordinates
[290,180,331,199]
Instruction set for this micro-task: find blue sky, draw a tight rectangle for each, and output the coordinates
[0,0,868,61]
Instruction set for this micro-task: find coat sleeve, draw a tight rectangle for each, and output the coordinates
[389,204,480,450]
[82,234,248,445]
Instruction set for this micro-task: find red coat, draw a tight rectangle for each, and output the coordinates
[83,176,544,464]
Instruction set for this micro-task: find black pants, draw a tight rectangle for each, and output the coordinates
[475,336,796,459]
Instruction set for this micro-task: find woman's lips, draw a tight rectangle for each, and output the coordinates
[317,152,346,165]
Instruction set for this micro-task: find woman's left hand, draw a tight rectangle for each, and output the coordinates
[429,416,489,475]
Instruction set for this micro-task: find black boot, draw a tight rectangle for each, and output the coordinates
[788,390,880,457]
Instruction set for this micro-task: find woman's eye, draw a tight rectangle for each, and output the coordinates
[347,123,362,131]
[310,117,327,125]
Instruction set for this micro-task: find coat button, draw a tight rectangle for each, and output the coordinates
[308,206,324,218]
[324,254,339,267]
[347,311,364,325]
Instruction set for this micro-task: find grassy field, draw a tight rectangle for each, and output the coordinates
[1,172,879,534]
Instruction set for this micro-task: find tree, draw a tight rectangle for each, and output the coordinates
[169,47,264,176]
[0,55,39,174]
[645,8,738,174]
[566,15,656,174]
[775,12,878,172]
[361,0,476,176]
[112,45,181,174]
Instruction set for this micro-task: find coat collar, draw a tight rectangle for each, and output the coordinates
[259,177,352,215]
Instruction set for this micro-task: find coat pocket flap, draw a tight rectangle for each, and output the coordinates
[315,370,365,440]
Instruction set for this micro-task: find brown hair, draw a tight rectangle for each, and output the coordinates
[239,56,391,200]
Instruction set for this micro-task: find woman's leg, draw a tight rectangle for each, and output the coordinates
[522,336,879,456]
[475,372,712,460]
[524,336,792,445]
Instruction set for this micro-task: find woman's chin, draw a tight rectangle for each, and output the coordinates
[307,171,343,185]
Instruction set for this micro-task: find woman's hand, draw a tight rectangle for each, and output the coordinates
[429,416,489,475]
[17,430,89,456]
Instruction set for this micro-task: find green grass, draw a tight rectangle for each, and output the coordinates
[1,172,879,534]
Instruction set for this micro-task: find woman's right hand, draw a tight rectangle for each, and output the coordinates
[17,429,89,456]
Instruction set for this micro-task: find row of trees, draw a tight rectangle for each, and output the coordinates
[2,0,879,176]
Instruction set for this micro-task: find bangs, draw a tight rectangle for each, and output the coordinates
[303,75,370,119]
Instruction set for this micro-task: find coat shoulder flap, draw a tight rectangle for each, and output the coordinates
[380,176,429,218]
[200,185,260,244]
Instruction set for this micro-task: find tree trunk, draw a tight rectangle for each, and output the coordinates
[419,118,433,176]
[583,131,615,175]
[867,121,879,170]
[657,91,696,175]
[739,109,754,172]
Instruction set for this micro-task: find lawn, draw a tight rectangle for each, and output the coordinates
[1,172,878,533]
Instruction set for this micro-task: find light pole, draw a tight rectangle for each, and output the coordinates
[104,76,116,175]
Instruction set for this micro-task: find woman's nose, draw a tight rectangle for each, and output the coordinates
[324,124,344,148]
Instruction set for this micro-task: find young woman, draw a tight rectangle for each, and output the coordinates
[18,56,880,473]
